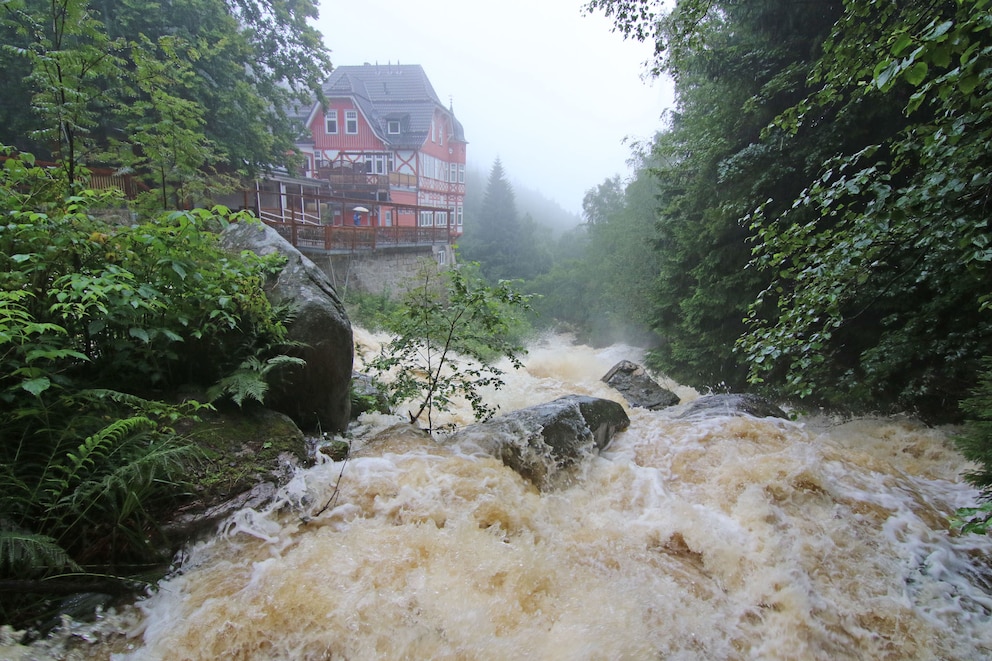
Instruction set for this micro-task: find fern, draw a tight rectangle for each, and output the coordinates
[44,417,157,509]
[208,353,306,407]
[0,529,80,575]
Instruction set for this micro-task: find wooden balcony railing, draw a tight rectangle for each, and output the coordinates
[260,220,456,252]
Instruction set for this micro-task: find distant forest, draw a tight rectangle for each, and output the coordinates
[459,0,991,428]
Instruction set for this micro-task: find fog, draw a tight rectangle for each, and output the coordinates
[315,0,675,213]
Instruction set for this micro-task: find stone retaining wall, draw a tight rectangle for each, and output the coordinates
[302,244,456,299]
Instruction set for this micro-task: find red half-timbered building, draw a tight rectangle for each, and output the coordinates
[293,63,467,235]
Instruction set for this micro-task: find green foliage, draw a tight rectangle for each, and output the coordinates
[0,0,123,185]
[208,353,307,407]
[459,158,552,282]
[0,146,295,623]
[114,34,230,211]
[0,0,332,181]
[528,152,665,347]
[738,0,992,416]
[589,0,991,418]
[957,359,992,494]
[369,261,532,433]
[342,288,402,332]
[951,503,992,536]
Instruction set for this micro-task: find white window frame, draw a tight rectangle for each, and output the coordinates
[434,211,447,227]
[364,153,391,175]
[419,211,434,227]
[345,110,358,134]
[458,164,465,184]
[325,110,338,134]
[387,120,401,134]
[457,206,463,227]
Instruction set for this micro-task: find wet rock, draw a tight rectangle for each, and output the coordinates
[164,407,307,540]
[448,395,630,490]
[676,393,788,420]
[350,371,390,417]
[602,360,680,410]
[164,481,279,541]
[221,220,354,433]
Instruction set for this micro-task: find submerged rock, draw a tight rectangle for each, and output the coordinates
[676,393,788,420]
[602,360,680,410]
[447,395,630,490]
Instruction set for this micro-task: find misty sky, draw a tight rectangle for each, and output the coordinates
[314,0,675,215]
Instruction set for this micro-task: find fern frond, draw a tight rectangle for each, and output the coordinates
[71,441,199,513]
[41,416,156,514]
[0,529,81,574]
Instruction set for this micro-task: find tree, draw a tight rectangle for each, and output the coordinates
[736,0,992,416]
[1,0,123,186]
[0,0,332,185]
[369,262,531,433]
[590,0,847,389]
[459,158,522,280]
[114,34,227,210]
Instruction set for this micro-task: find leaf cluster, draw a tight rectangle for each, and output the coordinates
[0,147,295,624]
[369,261,532,433]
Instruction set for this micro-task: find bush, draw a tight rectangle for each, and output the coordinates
[0,146,291,625]
[369,261,532,432]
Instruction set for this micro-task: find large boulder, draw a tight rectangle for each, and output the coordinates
[447,395,630,490]
[221,221,353,432]
[676,393,788,420]
[164,407,307,540]
[602,360,680,410]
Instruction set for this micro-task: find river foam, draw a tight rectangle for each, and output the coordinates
[18,332,992,660]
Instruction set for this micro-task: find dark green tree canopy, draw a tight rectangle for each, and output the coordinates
[0,0,331,186]
[583,0,991,419]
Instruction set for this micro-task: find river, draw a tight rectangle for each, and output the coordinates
[12,331,992,659]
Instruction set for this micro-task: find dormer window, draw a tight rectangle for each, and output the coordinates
[325,110,338,134]
[387,120,401,135]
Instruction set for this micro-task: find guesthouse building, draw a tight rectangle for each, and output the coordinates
[292,62,466,235]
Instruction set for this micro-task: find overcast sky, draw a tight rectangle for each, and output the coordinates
[314,0,675,215]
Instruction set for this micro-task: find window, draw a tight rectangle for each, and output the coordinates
[364,153,391,175]
[458,164,465,184]
[449,163,457,182]
[387,120,401,134]
[345,110,358,134]
[419,211,433,227]
[437,249,447,266]
[457,206,463,227]
[325,110,338,134]
[435,211,447,227]
[384,210,393,227]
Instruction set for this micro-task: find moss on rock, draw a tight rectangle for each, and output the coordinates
[176,406,309,509]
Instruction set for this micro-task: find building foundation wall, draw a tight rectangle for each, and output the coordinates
[301,245,455,299]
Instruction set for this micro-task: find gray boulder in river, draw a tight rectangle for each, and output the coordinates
[448,394,630,490]
[221,220,353,433]
[676,393,788,420]
[602,359,680,410]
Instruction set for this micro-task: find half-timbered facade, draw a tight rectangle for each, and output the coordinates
[294,63,467,235]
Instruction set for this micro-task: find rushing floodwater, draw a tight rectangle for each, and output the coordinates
[10,331,992,659]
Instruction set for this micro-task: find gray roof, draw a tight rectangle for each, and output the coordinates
[313,63,465,148]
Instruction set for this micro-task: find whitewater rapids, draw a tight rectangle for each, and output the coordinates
[23,331,992,659]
